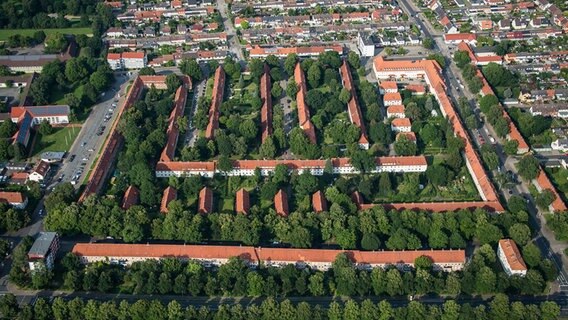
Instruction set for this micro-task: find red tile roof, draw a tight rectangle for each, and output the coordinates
[0,191,26,204]
[72,243,466,266]
[312,190,327,213]
[396,131,417,141]
[340,60,368,146]
[121,52,145,59]
[160,84,188,162]
[160,186,177,214]
[107,53,121,60]
[444,33,477,42]
[535,168,567,212]
[121,186,139,210]
[260,64,272,142]
[499,239,527,271]
[249,45,343,57]
[274,189,289,217]
[391,118,412,128]
[405,84,425,93]
[198,187,213,214]
[380,81,398,91]
[235,188,250,214]
[387,104,406,116]
[384,92,402,102]
[294,63,317,144]
[205,66,225,139]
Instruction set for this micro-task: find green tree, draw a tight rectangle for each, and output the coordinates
[535,189,556,211]
[426,164,449,186]
[516,154,540,181]
[504,140,519,155]
[240,20,250,29]
[44,32,67,52]
[423,37,435,49]
[179,58,202,81]
[284,54,298,76]
[259,135,277,159]
[394,135,417,156]
[138,67,156,76]
[360,233,380,250]
[522,242,542,268]
[286,79,298,98]
[165,74,182,93]
[307,63,321,88]
[414,256,433,270]
[38,120,53,135]
[508,223,531,246]
[454,51,471,69]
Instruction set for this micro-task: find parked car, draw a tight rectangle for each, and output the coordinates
[69,154,76,162]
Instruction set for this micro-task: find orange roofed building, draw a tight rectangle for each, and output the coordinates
[274,189,289,217]
[72,243,466,271]
[160,186,177,214]
[235,188,250,214]
[198,187,213,214]
[379,81,398,94]
[294,63,317,144]
[533,168,567,212]
[312,190,327,213]
[339,60,369,149]
[260,64,272,143]
[121,186,139,210]
[205,66,226,139]
[0,191,27,209]
[497,239,527,276]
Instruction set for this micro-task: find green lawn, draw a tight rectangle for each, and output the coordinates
[32,127,80,157]
[0,28,92,41]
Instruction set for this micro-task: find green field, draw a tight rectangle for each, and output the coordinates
[0,28,92,41]
[32,126,80,157]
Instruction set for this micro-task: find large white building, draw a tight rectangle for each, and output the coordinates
[107,51,147,70]
[28,232,60,272]
[497,239,527,276]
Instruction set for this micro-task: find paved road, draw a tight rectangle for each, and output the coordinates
[183,78,206,148]
[216,0,244,61]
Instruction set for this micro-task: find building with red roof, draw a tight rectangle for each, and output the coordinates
[294,63,317,144]
[383,92,402,106]
[160,186,177,214]
[205,66,225,139]
[386,105,406,118]
[235,188,250,214]
[0,191,27,209]
[379,81,398,94]
[534,168,567,212]
[248,45,343,58]
[457,42,502,66]
[121,186,139,210]
[72,243,466,271]
[391,118,412,132]
[312,190,327,213]
[160,82,189,162]
[106,51,147,70]
[405,84,426,95]
[198,187,213,214]
[29,160,50,182]
[339,60,369,149]
[443,33,477,45]
[498,239,527,276]
[396,132,417,143]
[274,189,289,217]
[260,64,272,143]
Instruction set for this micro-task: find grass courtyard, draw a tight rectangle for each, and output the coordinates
[0,28,92,41]
[31,126,80,157]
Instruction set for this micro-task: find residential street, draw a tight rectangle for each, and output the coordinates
[216,0,244,61]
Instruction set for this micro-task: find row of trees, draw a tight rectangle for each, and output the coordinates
[452,51,484,94]
[0,294,560,320]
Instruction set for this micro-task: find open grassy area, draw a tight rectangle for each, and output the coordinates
[0,28,92,41]
[31,126,80,157]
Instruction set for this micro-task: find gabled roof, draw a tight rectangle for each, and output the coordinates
[380,81,398,91]
[160,186,177,213]
[383,92,402,102]
[121,186,139,210]
[235,188,250,214]
[387,104,406,115]
[32,160,50,177]
[11,105,70,119]
[198,186,213,214]
[294,63,316,144]
[391,118,412,127]
[0,191,26,204]
[205,66,225,139]
[499,239,527,271]
[260,64,272,142]
[340,60,368,146]
[535,168,567,212]
[312,190,327,213]
[274,189,289,217]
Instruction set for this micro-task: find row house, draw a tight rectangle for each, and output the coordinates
[72,243,466,271]
[498,239,527,276]
[520,89,568,104]
[155,156,429,178]
[529,104,568,118]
[248,45,344,59]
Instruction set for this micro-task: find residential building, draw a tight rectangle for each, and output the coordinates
[28,232,59,271]
[397,131,417,143]
[357,32,376,57]
[391,118,412,132]
[386,105,406,118]
[205,66,225,139]
[497,239,527,276]
[260,64,272,143]
[443,33,477,45]
[383,92,402,106]
[40,152,66,163]
[235,188,250,215]
[106,51,147,70]
[379,81,398,94]
[340,60,369,148]
[72,243,466,271]
[198,186,213,214]
[312,190,327,213]
[0,191,27,209]
[533,168,567,212]
[121,185,139,210]
[160,186,177,214]
[29,160,50,182]
[274,189,289,217]
[295,63,317,144]
[529,104,568,118]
